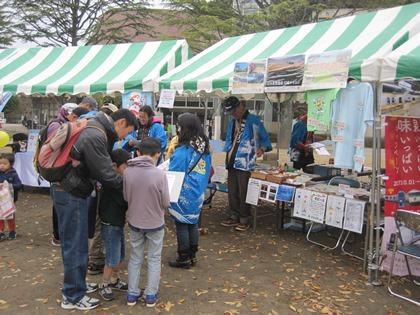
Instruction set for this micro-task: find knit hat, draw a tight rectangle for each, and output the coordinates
[61,103,78,116]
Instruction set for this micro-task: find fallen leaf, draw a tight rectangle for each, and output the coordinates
[178,299,185,304]
[320,306,330,314]
[0,300,6,305]
[165,301,174,312]
[195,289,208,297]
[19,304,28,308]
[289,304,297,312]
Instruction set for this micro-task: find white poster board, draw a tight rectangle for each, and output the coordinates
[293,188,312,220]
[302,49,352,90]
[325,195,346,228]
[27,129,40,152]
[308,191,328,223]
[343,199,365,234]
[165,171,185,203]
[158,89,176,109]
[232,61,266,94]
[246,178,261,206]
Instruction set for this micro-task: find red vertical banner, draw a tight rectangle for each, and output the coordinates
[384,116,420,216]
[381,116,420,276]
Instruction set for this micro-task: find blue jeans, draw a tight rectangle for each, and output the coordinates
[127,226,164,296]
[52,185,89,304]
[175,222,199,253]
[101,224,125,268]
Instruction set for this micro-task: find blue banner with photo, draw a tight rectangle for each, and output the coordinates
[122,91,154,109]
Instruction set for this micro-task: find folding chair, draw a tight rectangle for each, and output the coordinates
[306,176,360,250]
[387,209,420,306]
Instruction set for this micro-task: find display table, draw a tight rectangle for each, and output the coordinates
[14,152,50,188]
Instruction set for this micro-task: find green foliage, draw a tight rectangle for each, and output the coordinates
[2,96,19,116]
[0,1,13,48]
[11,0,151,46]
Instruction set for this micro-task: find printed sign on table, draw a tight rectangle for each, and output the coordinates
[232,61,266,94]
[343,199,365,234]
[302,49,352,90]
[293,188,312,220]
[276,185,296,202]
[307,192,328,224]
[265,55,305,92]
[381,116,420,276]
[325,195,346,228]
[259,181,278,204]
[246,178,261,206]
[158,89,176,109]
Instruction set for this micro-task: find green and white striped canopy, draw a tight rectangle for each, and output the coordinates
[158,2,420,94]
[0,39,190,95]
[380,33,420,82]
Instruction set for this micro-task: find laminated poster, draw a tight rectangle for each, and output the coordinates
[302,49,352,90]
[259,181,279,204]
[293,189,312,220]
[325,195,346,228]
[276,185,296,203]
[308,191,328,224]
[265,55,305,92]
[343,199,365,234]
[232,61,266,94]
[246,178,261,206]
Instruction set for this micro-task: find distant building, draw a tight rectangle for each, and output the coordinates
[236,0,261,15]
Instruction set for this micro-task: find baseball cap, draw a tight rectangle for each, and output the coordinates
[222,96,241,113]
[80,96,98,109]
[102,103,118,113]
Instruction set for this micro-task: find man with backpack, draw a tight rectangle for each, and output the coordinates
[44,104,89,246]
[49,109,138,310]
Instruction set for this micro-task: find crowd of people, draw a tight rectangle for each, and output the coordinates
[0,95,273,311]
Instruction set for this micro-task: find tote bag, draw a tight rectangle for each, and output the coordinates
[0,181,15,219]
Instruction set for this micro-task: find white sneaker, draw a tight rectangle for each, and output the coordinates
[86,282,98,293]
[61,295,100,310]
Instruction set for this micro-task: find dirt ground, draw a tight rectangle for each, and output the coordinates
[0,190,418,315]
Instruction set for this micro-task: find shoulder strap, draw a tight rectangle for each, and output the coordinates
[187,151,204,175]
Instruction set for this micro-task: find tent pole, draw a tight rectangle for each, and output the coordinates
[276,93,282,167]
[367,82,378,284]
[373,81,383,285]
[204,98,208,137]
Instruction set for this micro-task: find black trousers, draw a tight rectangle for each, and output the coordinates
[227,169,251,224]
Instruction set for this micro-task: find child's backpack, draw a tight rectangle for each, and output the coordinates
[36,119,95,182]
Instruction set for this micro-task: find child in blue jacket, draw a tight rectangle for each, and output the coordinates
[0,153,23,241]
[168,113,211,268]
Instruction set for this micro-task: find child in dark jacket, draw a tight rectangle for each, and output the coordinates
[0,153,23,241]
[98,149,131,301]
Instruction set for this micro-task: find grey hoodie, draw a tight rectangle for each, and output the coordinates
[123,156,170,230]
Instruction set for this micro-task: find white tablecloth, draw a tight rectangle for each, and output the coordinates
[14,152,50,188]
